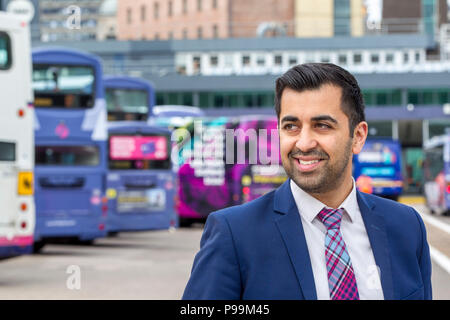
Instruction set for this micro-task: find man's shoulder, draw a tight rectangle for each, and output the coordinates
[360,192,422,227]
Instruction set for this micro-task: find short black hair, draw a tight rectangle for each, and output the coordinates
[275,63,365,136]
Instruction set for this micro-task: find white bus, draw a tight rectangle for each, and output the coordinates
[0,12,35,258]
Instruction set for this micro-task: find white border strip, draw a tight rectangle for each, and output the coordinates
[430,246,450,275]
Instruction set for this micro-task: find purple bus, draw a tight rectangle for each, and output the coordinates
[176,115,287,226]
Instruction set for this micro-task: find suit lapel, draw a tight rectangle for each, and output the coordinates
[273,180,317,300]
[357,191,394,300]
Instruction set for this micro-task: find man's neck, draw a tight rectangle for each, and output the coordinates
[307,176,354,209]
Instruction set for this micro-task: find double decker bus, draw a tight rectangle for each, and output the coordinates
[32,47,108,251]
[353,138,403,201]
[0,12,35,258]
[105,76,177,232]
[423,129,450,215]
[176,115,287,226]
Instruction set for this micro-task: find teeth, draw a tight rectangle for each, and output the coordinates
[299,159,319,165]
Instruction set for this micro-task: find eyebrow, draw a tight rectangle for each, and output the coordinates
[311,115,338,124]
[280,115,338,124]
[280,115,299,124]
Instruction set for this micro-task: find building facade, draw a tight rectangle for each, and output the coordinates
[117,0,295,41]
[295,0,365,37]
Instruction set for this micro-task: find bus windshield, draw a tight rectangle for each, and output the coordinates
[424,147,444,182]
[108,134,171,170]
[36,145,100,166]
[106,88,149,121]
[32,64,95,109]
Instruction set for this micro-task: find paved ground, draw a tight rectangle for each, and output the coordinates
[0,204,448,300]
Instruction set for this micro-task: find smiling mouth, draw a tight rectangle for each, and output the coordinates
[293,158,325,172]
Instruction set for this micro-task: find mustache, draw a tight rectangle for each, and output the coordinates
[289,149,329,159]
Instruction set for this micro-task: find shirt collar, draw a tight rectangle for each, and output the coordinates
[290,178,358,223]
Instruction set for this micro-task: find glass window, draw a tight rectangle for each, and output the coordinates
[36,145,100,166]
[242,55,250,66]
[32,65,95,109]
[353,53,362,64]
[106,89,149,121]
[371,54,379,63]
[375,91,387,105]
[338,54,347,65]
[422,90,435,104]
[274,55,283,66]
[167,93,179,104]
[182,93,193,106]
[437,90,449,104]
[288,55,297,65]
[193,56,201,74]
[256,55,265,66]
[210,55,218,66]
[0,141,15,161]
[0,32,11,70]
[386,53,394,63]
[403,52,409,63]
[199,92,210,107]
[408,90,420,104]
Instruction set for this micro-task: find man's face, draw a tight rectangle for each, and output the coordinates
[279,84,361,194]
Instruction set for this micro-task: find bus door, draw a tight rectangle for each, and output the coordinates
[34,143,107,241]
[107,128,176,231]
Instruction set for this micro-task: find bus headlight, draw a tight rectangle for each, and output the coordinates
[18,172,33,195]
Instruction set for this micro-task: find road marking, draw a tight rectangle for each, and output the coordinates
[420,213,450,235]
[430,246,450,275]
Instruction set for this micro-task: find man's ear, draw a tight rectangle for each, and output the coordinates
[352,121,368,155]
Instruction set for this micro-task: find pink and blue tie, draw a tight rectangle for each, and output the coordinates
[317,207,360,300]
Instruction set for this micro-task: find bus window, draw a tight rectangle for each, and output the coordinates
[35,145,100,166]
[0,32,11,70]
[106,88,149,121]
[0,141,15,161]
[108,134,171,170]
[32,65,95,109]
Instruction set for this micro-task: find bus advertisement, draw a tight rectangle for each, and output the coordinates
[353,138,403,200]
[0,12,35,258]
[176,115,287,226]
[106,123,177,231]
[32,47,108,251]
[423,130,450,215]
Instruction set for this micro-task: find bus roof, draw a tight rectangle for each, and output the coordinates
[107,121,171,135]
[153,105,205,117]
[103,75,155,92]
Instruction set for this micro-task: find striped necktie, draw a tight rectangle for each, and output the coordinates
[317,207,360,300]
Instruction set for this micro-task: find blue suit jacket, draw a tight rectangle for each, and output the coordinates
[182,179,432,300]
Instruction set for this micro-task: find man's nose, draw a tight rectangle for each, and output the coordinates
[294,129,318,152]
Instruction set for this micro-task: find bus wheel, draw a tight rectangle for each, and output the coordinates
[33,241,46,254]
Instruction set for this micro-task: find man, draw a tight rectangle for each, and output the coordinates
[182,63,432,300]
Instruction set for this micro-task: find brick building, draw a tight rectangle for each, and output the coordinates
[117,0,295,40]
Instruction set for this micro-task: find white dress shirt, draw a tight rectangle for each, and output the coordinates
[290,179,384,300]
